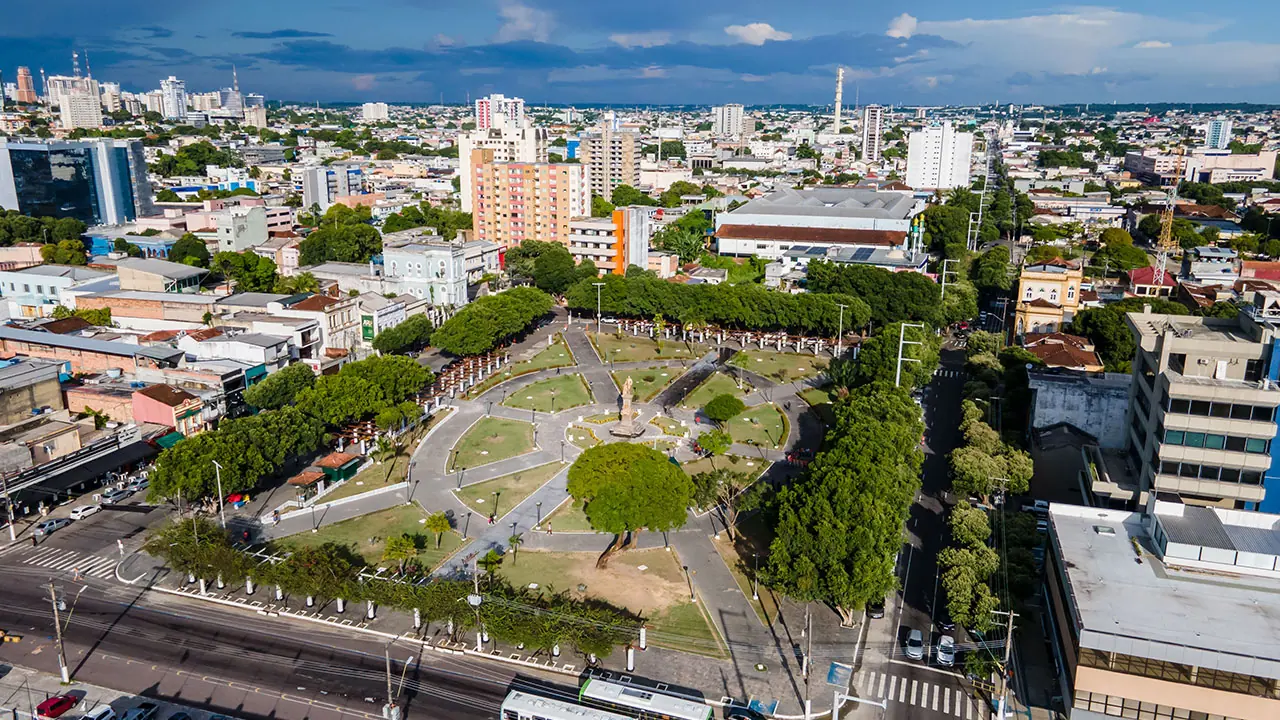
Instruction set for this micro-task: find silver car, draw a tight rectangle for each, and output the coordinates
[935,634,956,667]
[905,629,924,660]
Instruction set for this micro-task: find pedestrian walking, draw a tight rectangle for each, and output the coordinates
[31,535,37,547]
[546,523,553,535]
[488,513,495,525]
[72,567,81,581]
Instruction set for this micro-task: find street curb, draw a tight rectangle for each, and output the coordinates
[133,573,583,681]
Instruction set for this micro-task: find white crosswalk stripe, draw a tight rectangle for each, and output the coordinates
[20,547,117,578]
[851,670,990,717]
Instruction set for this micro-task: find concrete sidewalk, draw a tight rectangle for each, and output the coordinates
[0,664,218,720]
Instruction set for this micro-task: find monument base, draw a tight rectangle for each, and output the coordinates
[609,422,646,439]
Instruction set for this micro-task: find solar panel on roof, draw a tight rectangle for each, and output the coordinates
[852,247,875,262]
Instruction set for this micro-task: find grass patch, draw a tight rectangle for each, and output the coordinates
[316,409,453,505]
[696,253,766,285]
[728,403,788,448]
[681,371,748,409]
[730,350,828,383]
[649,415,688,436]
[543,498,597,533]
[455,461,566,519]
[501,374,593,413]
[679,454,768,478]
[799,386,837,427]
[583,410,637,425]
[450,417,535,470]
[465,335,576,398]
[495,548,726,658]
[711,533,781,627]
[611,366,683,402]
[567,424,601,449]
[276,503,463,571]
[592,332,706,363]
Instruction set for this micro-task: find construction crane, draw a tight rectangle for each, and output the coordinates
[1151,145,1186,288]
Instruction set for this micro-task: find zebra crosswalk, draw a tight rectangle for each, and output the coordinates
[853,668,988,718]
[933,368,964,379]
[19,546,118,579]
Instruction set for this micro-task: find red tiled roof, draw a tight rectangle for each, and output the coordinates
[288,471,325,487]
[316,452,360,469]
[135,383,198,407]
[289,294,343,312]
[1175,203,1233,220]
[39,317,92,335]
[141,329,182,342]
[1127,265,1176,287]
[715,224,907,247]
[1024,298,1061,309]
[186,328,223,342]
[1079,289,1101,303]
[1026,342,1103,370]
[1024,332,1093,351]
[1241,261,1280,281]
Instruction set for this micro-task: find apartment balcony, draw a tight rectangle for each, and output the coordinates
[1165,370,1280,404]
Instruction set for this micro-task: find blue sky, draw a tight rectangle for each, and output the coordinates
[4,2,1279,105]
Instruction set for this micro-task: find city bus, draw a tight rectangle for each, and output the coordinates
[578,678,714,720]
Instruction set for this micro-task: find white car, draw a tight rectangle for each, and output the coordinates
[935,634,956,667]
[69,505,101,520]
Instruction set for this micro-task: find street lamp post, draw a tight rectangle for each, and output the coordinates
[834,303,848,358]
[592,282,606,335]
[682,564,695,602]
[752,552,759,601]
[492,491,500,517]
[211,460,227,529]
[406,461,418,505]
[463,511,472,539]
[536,501,543,527]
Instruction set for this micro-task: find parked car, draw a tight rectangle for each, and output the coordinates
[1022,499,1050,515]
[904,629,925,660]
[36,695,79,719]
[34,518,72,537]
[937,614,956,633]
[69,505,101,520]
[867,600,885,619]
[128,478,149,493]
[935,635,956,667]
[101,486,131,504]
[121,703,158,720]
[80,706,116,720]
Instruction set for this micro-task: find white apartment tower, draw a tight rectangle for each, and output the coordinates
[59,87,103,130]
[361,102,389,122]
[1206,117,1233,150]
[861,105,885,164]
[905,121,975,191]
[160,76,187,120]
[457,121,549,212]
[474,93,525,131]
[713,104,746,138]
[100,82,121,113]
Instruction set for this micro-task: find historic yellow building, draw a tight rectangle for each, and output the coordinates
[1014,260,1084,335]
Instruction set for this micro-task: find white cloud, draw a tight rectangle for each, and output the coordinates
[724,23,791,45]
[493,1,554,43]
[610,31,671,49]
[1135,40,1172,49]
[886,13,918,39]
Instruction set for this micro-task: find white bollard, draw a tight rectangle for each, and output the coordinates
[639,626,647,650]
[626,646,635,672]
[306,595,314,607]
[275,585,284,601]
[216,574,225,590]
[245,578,255,595]
[552,644,560,657]
[336,598,346,613]
[413,608,421,629]
[367,600,376,619]
[198,578,207,595]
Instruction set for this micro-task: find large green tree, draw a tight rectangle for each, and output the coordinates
[566,443,693,566]
[244,362,316,410]
[169,233,211,267]
[213,250,277,292]
[806,261,944,328]
[431,287,553,356]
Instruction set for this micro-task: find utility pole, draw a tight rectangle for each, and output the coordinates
[940,258,959,301]
[1,474,15,542]
[894,322,925,387]
[592,282,606,335]
[993,608,1019,719]
[802,604,813,719]
[212,460,226,529]
[834,303,848,358]
[48,582,70,683]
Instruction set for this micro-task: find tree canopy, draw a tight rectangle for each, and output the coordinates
[243,362,316,410]
[372,314,435,355]
[213,250,277,292]
[805,261,944,328]
[169,233,211,267]
[567,443,693,537]
[430,287,554,356]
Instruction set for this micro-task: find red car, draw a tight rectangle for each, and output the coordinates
[36,695,78,719]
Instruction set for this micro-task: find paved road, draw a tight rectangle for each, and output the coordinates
[0,562,549,720]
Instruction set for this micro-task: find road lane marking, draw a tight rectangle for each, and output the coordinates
[878,673,886,698]
[888,676,896,699]
[910,679,917,706]
[944,688,950,714]
[898,677,906,703]
[933,685,940,711]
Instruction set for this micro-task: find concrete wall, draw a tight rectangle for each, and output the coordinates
[1030,372,1133,449]
[0,376,64,425]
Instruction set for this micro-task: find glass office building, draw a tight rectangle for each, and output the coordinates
[0,139,154,226]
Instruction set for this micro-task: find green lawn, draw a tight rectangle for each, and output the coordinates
[501,374,593,413]
[450,417,535,470]
[682,371,747,409]
[543,498,597,532]
[730,350,828,383]
[799,386,837,427]
[567,424,601,449]
[646,599,727,657]
[583,410,637,425]
[711,526,780,627]
[592,332,706,363]
[455,461,565,519]
[728,404,788,448]
[680,454,768,478]
[611,366,682,402]
[466,335,576,398]
[275,504,463,571]
[317,409,453,505]
[649,415,688,436]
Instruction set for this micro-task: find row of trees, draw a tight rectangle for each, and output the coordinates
[145,518,638,658]
[380,202,472,238]
[505,241,600,295]
[430,287,554,356]
[765,383,924,625]
[150,142,243,176]
[805,261,947,328]
[564,274,870,337]
[149,356,433,503]
[0,210,86,246]
[371,314,435,355]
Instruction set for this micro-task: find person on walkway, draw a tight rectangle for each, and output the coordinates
[545,523,553,535]
[488,513,495,525]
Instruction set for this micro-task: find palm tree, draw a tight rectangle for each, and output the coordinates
[382,533,417,573]
[424,511,452,549]
[507,532,525,565]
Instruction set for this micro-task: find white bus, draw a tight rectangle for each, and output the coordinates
[578,678,713,720]
[501,690,635,720]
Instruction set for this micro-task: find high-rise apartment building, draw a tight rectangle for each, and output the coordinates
[1122,297,1280,510]
[567,206,654,275]
[243,106,268,129]
[301,165,364,212]
[45,76,96,112]
[578,123,640,199]
[361,102,389,122]
[474,93,525,131]
[1206,117,1233,150]
[143,91,165,115]
[99,82,121,113]
[160,76,187,120]
[0,138,154,226]
[457,125,548,212]
[15,67,37,104]
[861,104,885,164]
[905,121,974,190]
[59,87,103,130]
[470,149,588,249]
[713,104,746,138]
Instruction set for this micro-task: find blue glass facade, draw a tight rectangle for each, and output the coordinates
[1262,337,1280,513]
[0,139,152,226]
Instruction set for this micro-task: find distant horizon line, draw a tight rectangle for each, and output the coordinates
[271,100,1280,112]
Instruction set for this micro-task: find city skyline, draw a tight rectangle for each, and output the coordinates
[3,2,1280,105]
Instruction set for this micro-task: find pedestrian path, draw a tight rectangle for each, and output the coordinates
[853,668,987,718]
[19,546,119,578]
[934,368,964,378]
